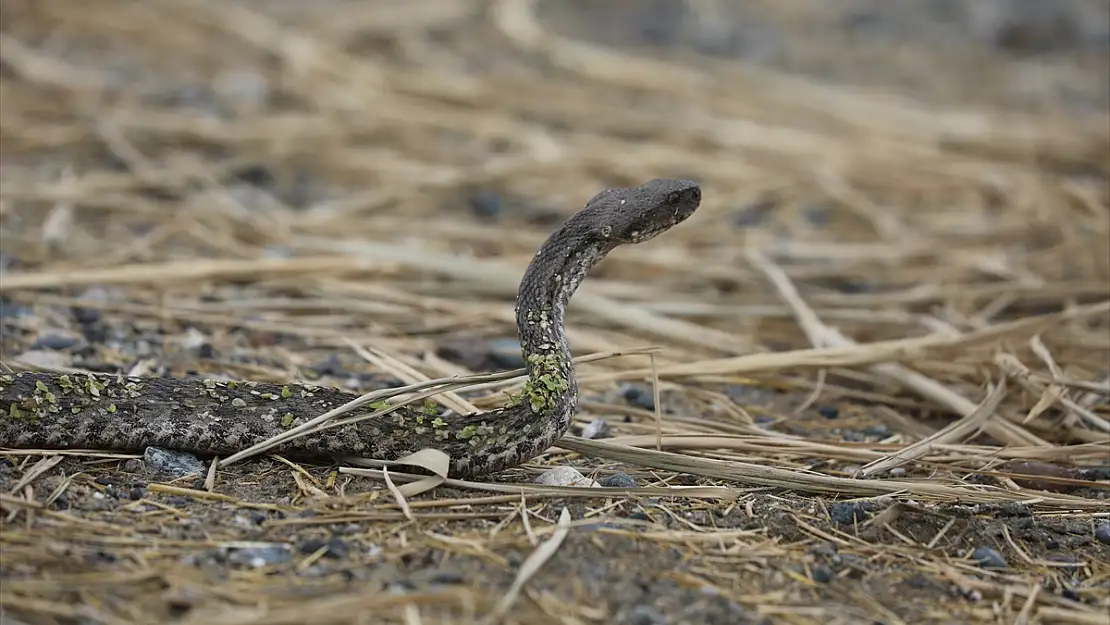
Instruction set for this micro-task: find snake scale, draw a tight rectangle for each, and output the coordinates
[0,178,702,478]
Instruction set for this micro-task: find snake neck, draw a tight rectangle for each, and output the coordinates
[511,222,614,428]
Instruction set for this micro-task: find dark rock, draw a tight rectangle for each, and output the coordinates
[310,353,346,377]
[620,383,656,411]
[0,299,30,318]
[971,546,1007,570]
[143,447,206,478]
[830,501,872,526]
[600,472,638,488]
[625,603,669,625]
[231,164,275,188]
[994,7,1081,55]
[862,424,892,438]
[31,334,82,351]
[297,537,350,559]
[227,544,291,568]
[581,418,612,440]
[428,570,466,585]
[635,0,688,45]
[467,190,503,220]
[801,203,833,226]
[1094,522,1110,545]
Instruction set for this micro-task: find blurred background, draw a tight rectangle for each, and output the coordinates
[2,0,1107,371]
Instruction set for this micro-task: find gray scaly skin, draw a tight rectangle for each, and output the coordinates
[0,179,702,478]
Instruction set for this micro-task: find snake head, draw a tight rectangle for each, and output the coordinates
[585,178,702,245]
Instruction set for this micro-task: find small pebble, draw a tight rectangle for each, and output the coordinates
[986,502,1034,518]
[971,546,1008,570]
[196,343,218,360]
[0,299,30,318]
[1093,522,1110,544]
[535,466,598,487]
[232,164,275,188]
[428,570,466,585]
[817,405,840,419]
[829,501,872,526]
[89,551,118,564]
[310,353,346,377]
[625,603,668,625]
[0,253,19,272]
[467,190,503,220]
[120,459,144,473]
[635,0,687,45]
[801,202,833,226]
[889,467,907,478]
[599,472,638,488]
[993,9,1081,55]
[830,279,872,294]
[581,418,611,440]
[862,424,891,437]
[811,566,834,583]
[143,447,206,478]
[324,537,350,559]
[297,538,349,559]
[299,538,328,554]
[620,383,655,411]
[724,384,769,404]
[226,544,291,568]
[232,514,258,530]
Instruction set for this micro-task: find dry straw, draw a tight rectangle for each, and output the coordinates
[1,0,1108,623]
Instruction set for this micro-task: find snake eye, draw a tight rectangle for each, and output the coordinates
[666,192,681,206]
[600,225,612,237]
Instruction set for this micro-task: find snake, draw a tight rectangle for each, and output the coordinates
[0,178,702,478]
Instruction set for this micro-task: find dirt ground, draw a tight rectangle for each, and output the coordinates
[1,1,1109,624]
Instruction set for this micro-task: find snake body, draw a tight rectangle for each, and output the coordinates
[0,179,702,477]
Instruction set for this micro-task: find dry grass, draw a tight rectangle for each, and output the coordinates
[1,1,1108,624]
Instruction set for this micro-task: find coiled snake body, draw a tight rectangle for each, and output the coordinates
[0,179,702,477]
